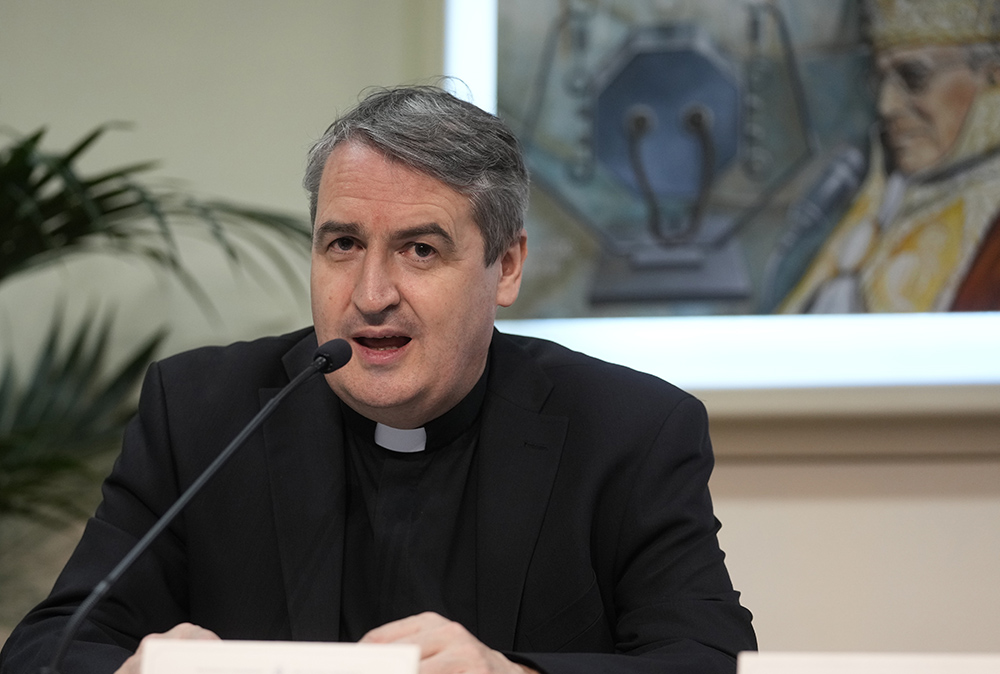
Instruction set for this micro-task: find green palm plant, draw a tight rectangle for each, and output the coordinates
[0,313,163,526]
[0,123,312,525]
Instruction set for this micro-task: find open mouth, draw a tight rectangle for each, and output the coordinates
[355,336,411,351]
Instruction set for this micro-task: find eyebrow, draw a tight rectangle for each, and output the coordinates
[395,223,456,252]
[312,220,457,253]
[313,220,360,245]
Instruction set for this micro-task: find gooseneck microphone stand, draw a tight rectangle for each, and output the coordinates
[43,339,353,674]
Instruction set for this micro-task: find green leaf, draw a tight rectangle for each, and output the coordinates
[0,122,311,525]
[0,310,167,526]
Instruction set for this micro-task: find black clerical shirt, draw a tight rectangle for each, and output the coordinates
[338,368,489,641]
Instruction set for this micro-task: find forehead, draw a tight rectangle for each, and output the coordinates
[317,141,473,220]
[876,44,967,69]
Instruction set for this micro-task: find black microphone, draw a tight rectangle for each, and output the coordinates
[314,337,353,374]
[43,338,352,674]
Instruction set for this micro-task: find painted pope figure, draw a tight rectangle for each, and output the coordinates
[779,0,1000,313]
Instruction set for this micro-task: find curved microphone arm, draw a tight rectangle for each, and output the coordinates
[43,338,352,674]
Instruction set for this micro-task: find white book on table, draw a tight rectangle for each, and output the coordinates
[141,639,419,674]
[738,651,1000,674]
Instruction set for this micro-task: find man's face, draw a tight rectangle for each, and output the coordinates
[310,141,526,428]
[876,45,985,175]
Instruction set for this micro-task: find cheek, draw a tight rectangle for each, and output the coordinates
[421,278,497,347]
[924,78,980,143]
[310,265,351,334]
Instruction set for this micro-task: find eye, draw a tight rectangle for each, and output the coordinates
[895,62,933,94]
[331,237,356,252]
[411,242,436,258]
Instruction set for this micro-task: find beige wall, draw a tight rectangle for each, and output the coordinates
[709,409,1000,653]
[2,0,999,656]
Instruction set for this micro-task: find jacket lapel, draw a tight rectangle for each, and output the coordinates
[262,333,347,641]
[475,333,568,650]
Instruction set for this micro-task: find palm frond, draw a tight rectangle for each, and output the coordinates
[0,125,311,290]
[0,311,165,526]
[0,123,311,526]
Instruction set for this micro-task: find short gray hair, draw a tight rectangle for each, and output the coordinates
[303,85,529,265]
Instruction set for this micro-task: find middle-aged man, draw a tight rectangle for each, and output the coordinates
[774,0,1000,313]
[0,86,756,674]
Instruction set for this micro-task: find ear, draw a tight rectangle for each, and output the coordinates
[495,230,527,308]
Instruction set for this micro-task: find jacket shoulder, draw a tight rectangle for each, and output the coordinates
[155,326,315,387]
[496,331,694,409]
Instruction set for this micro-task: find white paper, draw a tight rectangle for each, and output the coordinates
[738,651,1000,674]
[141,639,419,674]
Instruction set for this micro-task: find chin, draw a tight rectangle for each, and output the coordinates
[890,143,943,176]
[344,386,412,411]
[327,374,403,411]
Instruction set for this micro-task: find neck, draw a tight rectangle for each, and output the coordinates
[342,363,489,430]
[340,355,491,451]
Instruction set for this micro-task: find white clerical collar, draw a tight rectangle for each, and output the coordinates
[374,423,427,453]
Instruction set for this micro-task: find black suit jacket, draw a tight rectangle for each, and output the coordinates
[1,328,755,673]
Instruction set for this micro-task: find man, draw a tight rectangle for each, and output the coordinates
[0,86,755,673]
[775,0,1000,313]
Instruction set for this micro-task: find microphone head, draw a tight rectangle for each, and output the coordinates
[314,339,352,374]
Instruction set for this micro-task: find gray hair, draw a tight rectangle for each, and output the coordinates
[303,86,529,265]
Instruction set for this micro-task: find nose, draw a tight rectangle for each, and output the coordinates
[877,76,908,119]
[351,251,400,317]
